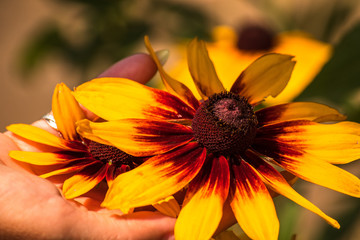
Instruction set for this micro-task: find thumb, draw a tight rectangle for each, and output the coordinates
[98,53,157,84]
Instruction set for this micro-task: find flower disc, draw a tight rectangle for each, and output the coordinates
[192,92,257,155]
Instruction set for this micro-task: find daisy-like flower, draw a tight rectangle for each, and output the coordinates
[74,37,360,240]
[7,83,143,199]
[170,25,332,105]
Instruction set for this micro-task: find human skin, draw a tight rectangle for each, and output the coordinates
[0,53,237,240]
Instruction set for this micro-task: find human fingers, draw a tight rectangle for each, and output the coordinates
[67,210,175,240]
[98,53,157,83]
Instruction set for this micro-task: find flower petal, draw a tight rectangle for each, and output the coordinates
[63,162,108,199]
[9,151,86,165]
[187,38,225,99]
[74,77,195,120]
[152,196,181,218]
[102,143,206,212]
[7,124,72,150]
[77,119,194,157]
[144,36,200,110]
[256,102,346,127]
[230,159,279,240]
[230,54,295,105]
[40,160,95,178]
[255,120,360,164]
[245,150,340,228]
[52,83,85,141]
[254,122,360,197]
[175,155,230,240]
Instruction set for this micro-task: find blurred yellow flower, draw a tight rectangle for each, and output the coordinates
[170,25,332,105]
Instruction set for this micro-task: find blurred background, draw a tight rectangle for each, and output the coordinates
[1,0,360,239]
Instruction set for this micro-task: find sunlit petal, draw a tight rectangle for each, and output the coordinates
[7,124,73,150]
[40,160,95,178]
[153,196,181,218]
[187,38,225,99]
[230,54,295,105]
[74,77,195,120]
[254,123,360,197]
[77,119,193,157]
[102,143,206,212]
[175,155,230,240]
[256,102,346,127]
[63,162,108,199]
[255,120,360,164]
[52,83,85,141]
[9,151,86,165]
[245,150,340,228]
[145,36,200,109]
[230,159,279,240]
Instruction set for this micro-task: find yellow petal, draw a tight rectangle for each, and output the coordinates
[169,29,330,104]
[230,159,279,240]
[63,162,108,199]
[77,119,193,157]
[187,38,225,99]
[9,151,85,165]
[74,77,195,121]
[40,161,94,178]
[264,32,332,105]
[256,102,346,126]
[256,120,360,164]
[102,143,206,212]
[245,150,340,228]
[7,124,72,150]
[145,36,200,109]
[175,155,230,240]
[52,83,85,141]
[152,196,180,218]
[230,53,295,105]
[280,151,360,198]
[254,126,360,197]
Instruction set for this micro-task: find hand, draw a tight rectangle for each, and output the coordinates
[0,54,176,240]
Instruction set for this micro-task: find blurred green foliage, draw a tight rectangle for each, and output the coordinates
[297,23,360,122]
[20,0,212,82]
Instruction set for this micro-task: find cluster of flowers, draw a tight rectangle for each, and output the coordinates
[8,36,360,240]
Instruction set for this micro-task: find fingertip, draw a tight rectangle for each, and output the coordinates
[98,53,157,84]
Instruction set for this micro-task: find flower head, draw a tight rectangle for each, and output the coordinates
[74,37,360,240]
[7,83,142,199]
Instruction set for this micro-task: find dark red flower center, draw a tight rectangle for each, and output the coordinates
[87,140,142,169]
[236,25,275,51]
[191,92,257,155]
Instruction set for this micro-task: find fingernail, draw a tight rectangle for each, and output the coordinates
[155,49,170,65]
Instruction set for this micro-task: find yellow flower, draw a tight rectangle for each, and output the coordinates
[170,25,332,105]
[74,37,360,240]
[7,83,143,199]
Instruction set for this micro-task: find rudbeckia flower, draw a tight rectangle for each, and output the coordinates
[74,37,360,240]
[7,83,143,199]
[170,25,332,105]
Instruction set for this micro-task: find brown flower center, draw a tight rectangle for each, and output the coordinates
[236,25,275,51]
[191,92,257,155]
[87,140,142,169]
